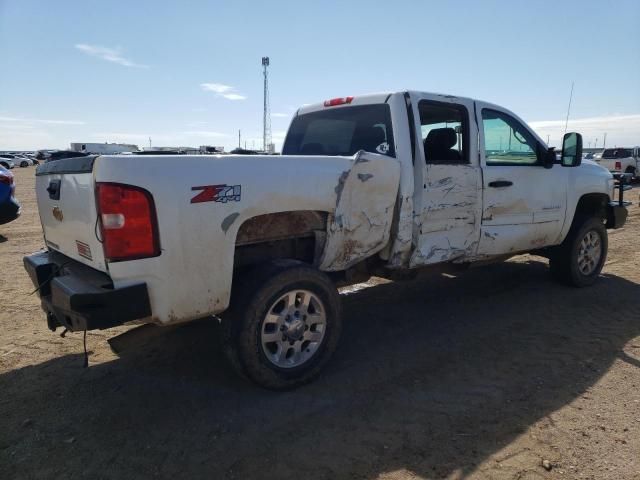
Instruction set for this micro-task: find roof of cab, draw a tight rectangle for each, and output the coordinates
[296,91,478,116]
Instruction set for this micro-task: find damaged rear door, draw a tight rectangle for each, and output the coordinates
[410,95,482,266]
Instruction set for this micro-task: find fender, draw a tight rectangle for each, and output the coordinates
[559,161,613,242]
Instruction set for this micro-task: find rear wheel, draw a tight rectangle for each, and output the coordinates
[549,216,607,287]
[221,259,342,389]
[20,161,28,167]
[625,166,636,182]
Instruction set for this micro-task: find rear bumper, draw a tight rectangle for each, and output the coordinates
[23,250,152,331]
[0,198,20,225]
[606,203,628,229]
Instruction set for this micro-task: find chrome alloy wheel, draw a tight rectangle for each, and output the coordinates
[260,289,327,369]
[577,230,602,276]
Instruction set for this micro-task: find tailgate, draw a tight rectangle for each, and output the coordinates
[35,156,107,272]
[597,158,618,171]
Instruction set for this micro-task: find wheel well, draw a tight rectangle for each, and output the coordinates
[573,193,608,222]
[233,211,327,270]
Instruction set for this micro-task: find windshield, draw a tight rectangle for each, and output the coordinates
[602,148,632,159]
[282,104,395,157]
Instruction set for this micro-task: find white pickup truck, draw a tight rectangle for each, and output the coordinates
[595,147,639,177]
[25,91,629,388]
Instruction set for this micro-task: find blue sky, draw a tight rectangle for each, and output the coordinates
[1,0,639,151]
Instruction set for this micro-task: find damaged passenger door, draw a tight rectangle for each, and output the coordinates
[410,95,482,266]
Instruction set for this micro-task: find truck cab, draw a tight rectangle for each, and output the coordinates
[284,92,621,270]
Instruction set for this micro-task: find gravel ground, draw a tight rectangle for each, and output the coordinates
[1,167,639,479]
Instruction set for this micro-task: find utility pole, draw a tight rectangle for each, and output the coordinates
[262,57,272,152]
[564,81,574,135]
[603,132,607,149]
[238,130,241,149]
[547,134,550,145]
[595,137,598,149]
[149,137,152,148]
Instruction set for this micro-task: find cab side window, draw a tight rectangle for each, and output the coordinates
[482,109,540,166]
[419,101,469,164]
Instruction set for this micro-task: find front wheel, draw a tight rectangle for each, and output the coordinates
[549,217,608,287]
[221,260,342,389]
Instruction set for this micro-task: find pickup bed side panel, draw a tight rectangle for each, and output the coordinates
[95,154,360,324]
[318,152,400,271]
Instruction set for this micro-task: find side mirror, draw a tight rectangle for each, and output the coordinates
[561,132,582,167]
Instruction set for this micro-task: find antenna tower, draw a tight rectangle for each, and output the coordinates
[262,57,272,152]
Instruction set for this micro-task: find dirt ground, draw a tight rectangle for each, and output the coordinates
[1,167,639,480]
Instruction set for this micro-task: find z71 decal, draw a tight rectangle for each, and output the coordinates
[191,184,242,204]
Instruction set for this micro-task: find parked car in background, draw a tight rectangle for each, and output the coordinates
[0,157,15,169]
[596,147,638,177]
[17,156,35,167]
[0,165,20,225]
[36,150,89,163]
[0,154,34,167]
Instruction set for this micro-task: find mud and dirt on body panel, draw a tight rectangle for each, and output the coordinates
[234,211,327,245]
[318,152,401,271]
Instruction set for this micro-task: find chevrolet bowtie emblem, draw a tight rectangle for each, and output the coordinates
[52,206,64,222]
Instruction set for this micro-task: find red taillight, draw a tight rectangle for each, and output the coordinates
[96,182,160,262]
[0,174,12,185]
[615,161,622,170]
[323,96,354,107]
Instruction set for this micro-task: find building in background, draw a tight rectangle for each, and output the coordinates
[70,142,139,154]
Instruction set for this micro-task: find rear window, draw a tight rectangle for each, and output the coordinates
[602,148,632,158]
[282,105,395,157]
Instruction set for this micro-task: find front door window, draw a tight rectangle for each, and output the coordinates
[482,109,539,166]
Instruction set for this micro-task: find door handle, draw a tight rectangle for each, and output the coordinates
[488,180,513,188]
[47,180,61,200]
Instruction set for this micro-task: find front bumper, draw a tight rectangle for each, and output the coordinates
[0,198,20,225]
[606,203,629,229]
[23,250,152,332]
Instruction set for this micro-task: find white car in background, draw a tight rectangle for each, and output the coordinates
[0,154,34,167]
[0,157,15,169]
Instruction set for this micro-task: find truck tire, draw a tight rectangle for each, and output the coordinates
[221,259,342,389]
[625,166,636,182]
[549,216,607,287]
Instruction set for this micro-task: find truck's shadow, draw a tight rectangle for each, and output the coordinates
[2,258,639,479]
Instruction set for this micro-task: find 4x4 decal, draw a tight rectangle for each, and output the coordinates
[191,184,242,204]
